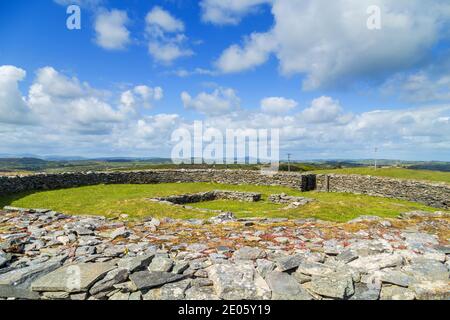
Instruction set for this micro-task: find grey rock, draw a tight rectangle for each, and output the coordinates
[42,291,70,300]
[265,272,312,300]
[31,262,116,293]
[191,278,213,287]
[70,292,88,300]
[347,239,393,257]
[232,247,266,260]
[402,232,439,250]
[89,268,129,296]
[185,286,220,300]
[275,254,304,272]
[74,227,94,236]
[129,271,185,291]
[75,246,96,256]
[0,252,11,268]
[77,236,101,246]
[296,262,335,276]
[110,227,130,240]
[129,291,142,300]
[402,259,449,282]
[348,253,403,273]
[209,212,236,224]
[309,273,354,299]
[189,259,211,270]
[216,246,232,254]
[380,285,415,300]
[336,249,358,264]
[434,245,450,255]
[113,281,137,293]
[144,279,191,300]
[109,291,130,300]
[350,283,380,300]
[103,245,126,258]
[207,263,271,300]
[256,259,276,278]
[0,257,64,289]
[148,256,174,272]
[410,281,450,300]
[117,254,154,272]
[172,261,189,274]
[0,284,40,299]
[379,270,412,287]
[292,272,311,284]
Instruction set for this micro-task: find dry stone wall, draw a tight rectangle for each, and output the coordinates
[0,170,448,209]
[0,170,312,195]
[316,174,449,209]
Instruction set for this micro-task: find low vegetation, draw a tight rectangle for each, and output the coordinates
[0,183,443,222]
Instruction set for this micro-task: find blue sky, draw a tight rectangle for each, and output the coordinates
[0,0,449,160]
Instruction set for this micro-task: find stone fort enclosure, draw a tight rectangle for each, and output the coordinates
[0,170,449,301]
[0,170,448,209]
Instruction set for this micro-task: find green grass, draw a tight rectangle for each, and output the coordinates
[312,167,450,184]
[0,183,444,222]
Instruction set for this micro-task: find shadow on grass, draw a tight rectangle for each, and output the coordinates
[0,191,38,209]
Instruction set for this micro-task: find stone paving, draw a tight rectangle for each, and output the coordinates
[0,207,449,300]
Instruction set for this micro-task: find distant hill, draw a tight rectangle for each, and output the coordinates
[0,157,448,174]
[0,158,51,171]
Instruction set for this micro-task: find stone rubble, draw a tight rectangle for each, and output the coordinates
[0,207,448,300]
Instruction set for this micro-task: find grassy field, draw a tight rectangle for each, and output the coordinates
[312,167,450,184]
[0,183,443,222]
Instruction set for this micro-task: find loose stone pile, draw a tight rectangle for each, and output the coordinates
[268,194,313,209]
[0,207,449,300]
[149,190,262,205]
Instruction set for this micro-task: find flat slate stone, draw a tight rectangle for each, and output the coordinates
[117,254,154,272]
[129,271,185,291]
[144,279,191,300]
[336,250,358,264]
[207,263,271,300]
[31,262,116,293]
[232,247,266,260]
[0,257,64,289]
[350,283,380,300]
[266,271,312,300]
[380,270,412,287]
[275,254,304,272]
[411,281,450,300]
[402,259,449,282]
[380,285,415,300]
[0,284,40,299]
[309,273,354,299]
[184,286,220,300]
[148,256,174,272]
[348,253,403,273]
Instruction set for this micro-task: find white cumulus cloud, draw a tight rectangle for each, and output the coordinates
[120,85,163,111]
[216,0,450,90]
[94,9,130,50]
[200,0,271,25]
[0,65,33,124]
[146,7,193,64]
[260,97,297,113]
[181,87,240,116]
[146,6,185,33]
[301,96,344,123]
